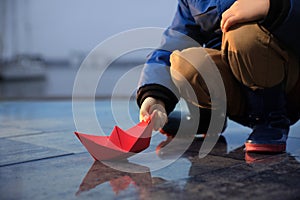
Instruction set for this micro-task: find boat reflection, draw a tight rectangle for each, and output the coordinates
[76,160,152,196]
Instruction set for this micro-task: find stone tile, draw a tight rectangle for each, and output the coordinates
[0,153,158,200]
[84,153,297,199]
[222,120,251,152]
[184,154,244,177]
[1,100,300,200]
[163,119,249,161]
[0,153,94,200]
[287,137,300,157]
[289,121,300,139]
[207,154,300,200]
[0,151,242,200]
[148,154,300,200]
[0,127,42,138]
[1,137,300,200]
[76,159,153,199]
[9,131,86,154]
[3,119,74,134]
[0,138,71,167]
[210,120,300,161]
[172,134,246,162]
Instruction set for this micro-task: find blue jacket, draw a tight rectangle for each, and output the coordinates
[137,0,300,114]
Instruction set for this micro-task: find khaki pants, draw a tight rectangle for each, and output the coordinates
[170,23,300,124]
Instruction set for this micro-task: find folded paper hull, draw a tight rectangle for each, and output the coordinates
[74,133,134,160]
[74,119,154,161]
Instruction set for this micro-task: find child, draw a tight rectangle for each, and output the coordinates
[137,0,300,153]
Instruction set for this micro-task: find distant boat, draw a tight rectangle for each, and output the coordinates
[75,118,154,161]
[0,55,46,80]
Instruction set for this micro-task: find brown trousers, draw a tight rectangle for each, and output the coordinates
[170,23,300,124]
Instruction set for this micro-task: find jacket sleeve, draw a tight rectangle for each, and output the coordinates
[137,0,203,114]
[262,0,300,56]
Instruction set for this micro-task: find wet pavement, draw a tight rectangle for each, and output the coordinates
[1,100,300,200]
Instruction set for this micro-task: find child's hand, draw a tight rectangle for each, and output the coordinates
[221,0,270,32]
[139,97,168,131]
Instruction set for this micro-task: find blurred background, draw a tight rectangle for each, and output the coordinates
[0,0,177,99]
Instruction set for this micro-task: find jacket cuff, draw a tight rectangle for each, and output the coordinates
[137,84,179,115]
[261,0,291,30]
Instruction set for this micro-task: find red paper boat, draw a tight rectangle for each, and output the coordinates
[74,118,154,161]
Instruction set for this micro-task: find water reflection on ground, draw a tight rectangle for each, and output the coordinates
[1,101,299,199]
[76,160,152,197]
[75,135,300,199]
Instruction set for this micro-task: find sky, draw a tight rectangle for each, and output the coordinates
[1,0,178,60]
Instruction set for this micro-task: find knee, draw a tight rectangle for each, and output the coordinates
[223,23,267,54]
[170,48,211,107]
[170,49,200,89]
[222,23,286,88]
[170,48,222,90]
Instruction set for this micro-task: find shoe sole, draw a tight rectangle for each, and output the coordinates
[159,128,175,137]
[245,143,286,153]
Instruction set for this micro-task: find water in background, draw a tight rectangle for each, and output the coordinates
[0,0,177,99]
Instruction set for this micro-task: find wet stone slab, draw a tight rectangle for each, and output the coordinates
[0,153,94,200]
[195,156,300,200]
[9,131,87,154]
[140,155,300,200]
[0,138,72,167]
[1,137,300,200]
[0,127,42,139]
[0,151,240,200]
[0,100,300,200]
